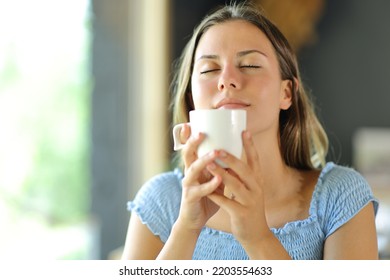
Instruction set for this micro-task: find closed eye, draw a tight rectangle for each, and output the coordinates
[200,69,220,74]
[240,65,260,69]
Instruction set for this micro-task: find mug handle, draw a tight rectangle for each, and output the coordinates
[172,123,190,151]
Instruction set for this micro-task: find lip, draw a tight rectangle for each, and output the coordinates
[215,98,250,109]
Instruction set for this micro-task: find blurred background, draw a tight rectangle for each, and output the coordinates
[0,0,389,260]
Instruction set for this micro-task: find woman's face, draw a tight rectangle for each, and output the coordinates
[190,20,292,137]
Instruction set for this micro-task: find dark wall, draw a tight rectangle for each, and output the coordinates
[299,0,390,166]
[171,0,232,61]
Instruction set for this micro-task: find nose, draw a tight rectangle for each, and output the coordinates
[217,66,241,92]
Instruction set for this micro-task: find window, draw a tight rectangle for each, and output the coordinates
[0,0,92,259]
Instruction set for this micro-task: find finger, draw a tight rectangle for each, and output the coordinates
[207,162,250,203]
[182,132,205,169]
[182,150,218,185]
[180,123,191,144]
[193,174,222,197]
[216,150,258,191]
[207,191,238,215]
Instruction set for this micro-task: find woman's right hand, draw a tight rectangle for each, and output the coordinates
[175,124,223,233]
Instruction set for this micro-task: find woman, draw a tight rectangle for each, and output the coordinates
[122,3,378,260]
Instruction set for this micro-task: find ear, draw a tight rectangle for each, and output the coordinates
[279,78,297,110]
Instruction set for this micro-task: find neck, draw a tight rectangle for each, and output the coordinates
[250,131,295,195]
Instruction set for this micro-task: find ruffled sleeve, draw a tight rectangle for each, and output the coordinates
[315,163,379,238]
[127,169,183,243]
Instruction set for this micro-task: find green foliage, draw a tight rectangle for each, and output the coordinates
[21,79,91,224]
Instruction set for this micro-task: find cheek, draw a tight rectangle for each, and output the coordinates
[191,77,216,109]
[254,77,283,104]
[248,82,283,126]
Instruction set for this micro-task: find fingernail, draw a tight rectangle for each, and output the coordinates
[207,162,216,170]
[244,131,251,139]
[205,151,215,160]
[219,150,227,158]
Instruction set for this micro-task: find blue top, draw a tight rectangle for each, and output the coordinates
[127,162,378,260]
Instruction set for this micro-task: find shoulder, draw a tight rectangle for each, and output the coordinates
[134,169,183,200]
[313,162,378,237]
[129,169,183,211]
[127,169,183,242]
[317,162,375,200]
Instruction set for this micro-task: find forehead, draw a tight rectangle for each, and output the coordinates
[195,19,275,58]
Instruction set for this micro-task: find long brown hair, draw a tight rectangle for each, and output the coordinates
[171,2,328,170]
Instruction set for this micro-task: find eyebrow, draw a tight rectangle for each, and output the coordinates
[237,49,267,58]
[196,49,267,61]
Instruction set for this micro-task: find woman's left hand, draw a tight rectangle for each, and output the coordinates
[206,131,271,248]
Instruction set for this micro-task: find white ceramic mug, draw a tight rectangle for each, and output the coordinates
[172,109,247,167]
